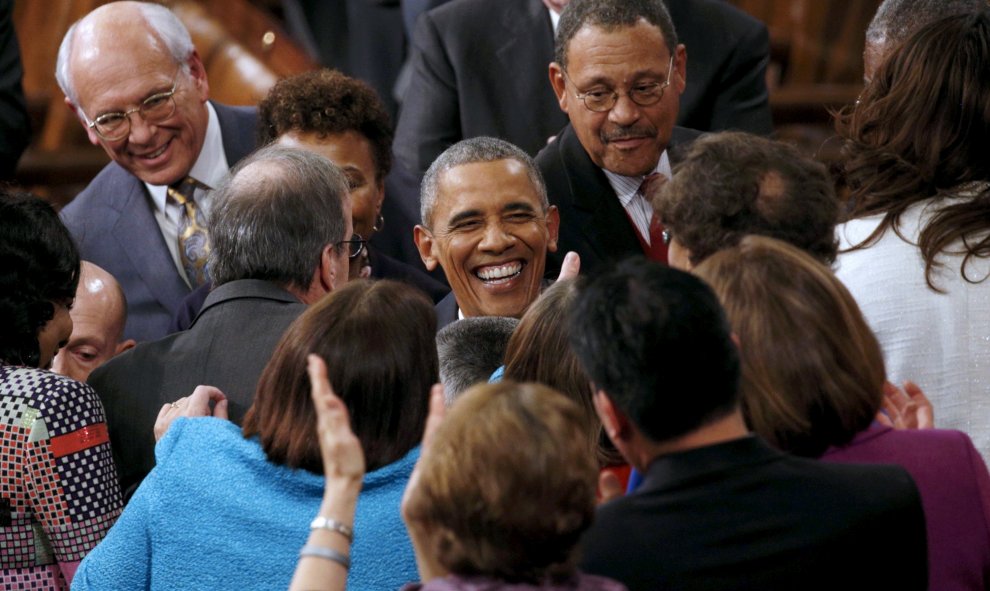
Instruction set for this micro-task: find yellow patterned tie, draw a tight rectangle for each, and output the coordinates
[167,177,212,288]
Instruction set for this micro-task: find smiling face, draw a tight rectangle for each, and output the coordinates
[414,159,559,318]
[550,20,686,177]
[68,15,210,187]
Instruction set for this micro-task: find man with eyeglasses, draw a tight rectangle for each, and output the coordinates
[536,0,700,277]
[89,144,354,500]
[56,1,258,343]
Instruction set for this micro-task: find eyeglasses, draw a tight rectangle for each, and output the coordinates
[84,72,180,141]
[336,233,367,259]
[563,55,675,113]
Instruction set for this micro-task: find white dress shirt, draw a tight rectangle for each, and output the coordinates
[602,151,672,245]
[144,102,230,287]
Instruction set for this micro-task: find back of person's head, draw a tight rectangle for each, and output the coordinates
[568,258,739,444]
[839,9,990,289]
[208,144,349,290]
[419,136,548,228]
[504,279,619,467]
[654,131,839,267]
[554,0,677,68]
[403,381,597,583]
[865,0,986,77]
[693,236,886,457]
[436,316,518,403]
[257,69,393,183]
[0,190,80,367]
[243,280,437,472]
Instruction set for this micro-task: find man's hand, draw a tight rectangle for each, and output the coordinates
[155,385,228,441]
[556,251,581,282]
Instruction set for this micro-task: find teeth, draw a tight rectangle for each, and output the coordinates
[477,262,523,281]
[143,143,168,159]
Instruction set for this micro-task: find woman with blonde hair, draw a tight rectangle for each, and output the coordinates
[694,235,990,591]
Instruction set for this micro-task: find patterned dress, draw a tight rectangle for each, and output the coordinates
[0,365,122,590]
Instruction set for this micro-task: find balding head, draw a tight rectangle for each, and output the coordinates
[52,262,135,382]
[865,0,986,81]
[55,1,210,187]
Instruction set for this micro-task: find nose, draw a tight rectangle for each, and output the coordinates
[608,92,642,126]
[127,111,156,145]
[478,221,515,254]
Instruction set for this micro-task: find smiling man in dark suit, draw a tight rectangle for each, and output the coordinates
[537,0,699,276]
[55,1,257,343]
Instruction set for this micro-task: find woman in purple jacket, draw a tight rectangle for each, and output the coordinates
[694,236,990,591]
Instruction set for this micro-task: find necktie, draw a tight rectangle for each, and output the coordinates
[167,177,211,287]
[638,173,669,264]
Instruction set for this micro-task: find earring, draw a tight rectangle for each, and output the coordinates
[372,213,385,233]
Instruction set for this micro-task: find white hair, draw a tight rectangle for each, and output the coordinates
[55,2,195,106]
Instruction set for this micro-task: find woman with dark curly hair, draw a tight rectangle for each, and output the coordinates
[834,10,990,461]
[0,190,122,590]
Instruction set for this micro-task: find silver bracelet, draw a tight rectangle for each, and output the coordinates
[310,516,354,542]
[299,544,350,570]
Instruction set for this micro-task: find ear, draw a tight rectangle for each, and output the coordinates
[114,339,136,356]
[592,389,630,443]
[320,244,338,292]
[373,180,386,213]
[186,50,210,101]
[549,62,569,113]
[66,97,102,146]
[545,205,560,253]
[673,44,688,94]
[414,225,440,272]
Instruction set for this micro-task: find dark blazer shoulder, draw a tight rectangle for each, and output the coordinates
[435,291,459,332]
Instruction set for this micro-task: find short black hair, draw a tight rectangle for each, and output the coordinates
[0,190,80,366]
[568,258,739,443]
[555,0,678,69]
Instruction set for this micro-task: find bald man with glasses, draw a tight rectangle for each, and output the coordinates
[56,1,258,343]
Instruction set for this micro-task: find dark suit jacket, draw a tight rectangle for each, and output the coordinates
[581,436,928,591]
[536,123,700,277]
[0,0,29,179]
[435,291,459,332]
[60,103,258,343]
[393,0,771,177]
[89,279,305,498]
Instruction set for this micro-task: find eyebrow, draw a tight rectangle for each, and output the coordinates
[575,69,665,88]
[447,208,484,227]
[502,202,538,214]
[95,82,174,117]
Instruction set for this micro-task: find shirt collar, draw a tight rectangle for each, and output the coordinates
[602,150,672,207]
[548,6,561,33]
[145,102,229,213]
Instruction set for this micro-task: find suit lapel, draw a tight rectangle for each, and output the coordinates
[557,126,642,263]
[494,0,567,152]
[113,182,191,315]
[213,103,256,165]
